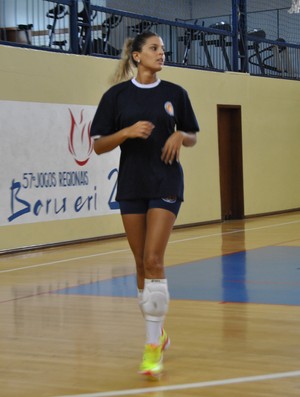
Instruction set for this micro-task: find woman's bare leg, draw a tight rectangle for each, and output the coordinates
[122,208,176,344]
[142,208,176,345]
[143,208,176,279]
[121,213,147,290]
[121,208,176,284]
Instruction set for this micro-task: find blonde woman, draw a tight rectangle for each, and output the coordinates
[90,31,199,379]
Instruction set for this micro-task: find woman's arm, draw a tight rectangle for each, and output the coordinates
[181,131,197,147]
[93,129,128,155]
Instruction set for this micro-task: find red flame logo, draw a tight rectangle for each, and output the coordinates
[68,109,93,166]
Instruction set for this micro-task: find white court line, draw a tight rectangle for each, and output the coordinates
[0,219,299,274]
[0,248,130,274]
[169,218,300,245]
[54,370,300,397]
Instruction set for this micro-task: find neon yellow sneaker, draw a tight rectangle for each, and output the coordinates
[139,344,163,379]
[160,328,170,352]
[139,329,170,379]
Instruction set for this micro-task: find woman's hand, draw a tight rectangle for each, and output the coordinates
[126,121,155,139]
[161,131,197,165]
[161,131,184,165]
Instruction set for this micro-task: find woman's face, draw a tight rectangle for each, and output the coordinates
[135,36,165,72]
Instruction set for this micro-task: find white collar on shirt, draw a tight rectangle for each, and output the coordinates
[131,78,161,89]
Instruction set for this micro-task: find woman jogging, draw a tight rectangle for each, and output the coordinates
[90,31,199,379]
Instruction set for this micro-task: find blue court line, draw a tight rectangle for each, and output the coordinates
[55,246,300,305]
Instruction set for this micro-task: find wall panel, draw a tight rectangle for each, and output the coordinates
[0,45,299,251]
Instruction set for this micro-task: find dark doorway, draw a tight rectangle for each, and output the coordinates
[217,105,244,220]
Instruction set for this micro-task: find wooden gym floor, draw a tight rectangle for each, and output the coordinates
[0,211,300,397]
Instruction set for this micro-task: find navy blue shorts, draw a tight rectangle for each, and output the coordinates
[119,198,182,217]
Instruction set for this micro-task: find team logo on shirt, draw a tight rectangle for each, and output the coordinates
[164,101,174,116]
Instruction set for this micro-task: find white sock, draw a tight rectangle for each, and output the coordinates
[146,320,162,345]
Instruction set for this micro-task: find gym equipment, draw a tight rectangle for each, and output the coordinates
[246,30,292,76]
[92,14,122,56]
[17,24,33,45]
[181,21,232,70]
[46,4,68,50]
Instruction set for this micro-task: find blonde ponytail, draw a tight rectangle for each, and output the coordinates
[109,32,159,85]
[111,38,135,84]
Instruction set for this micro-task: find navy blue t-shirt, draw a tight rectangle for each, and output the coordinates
[90,78,199,201]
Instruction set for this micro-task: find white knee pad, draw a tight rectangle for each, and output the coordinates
[141,279,170,321]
